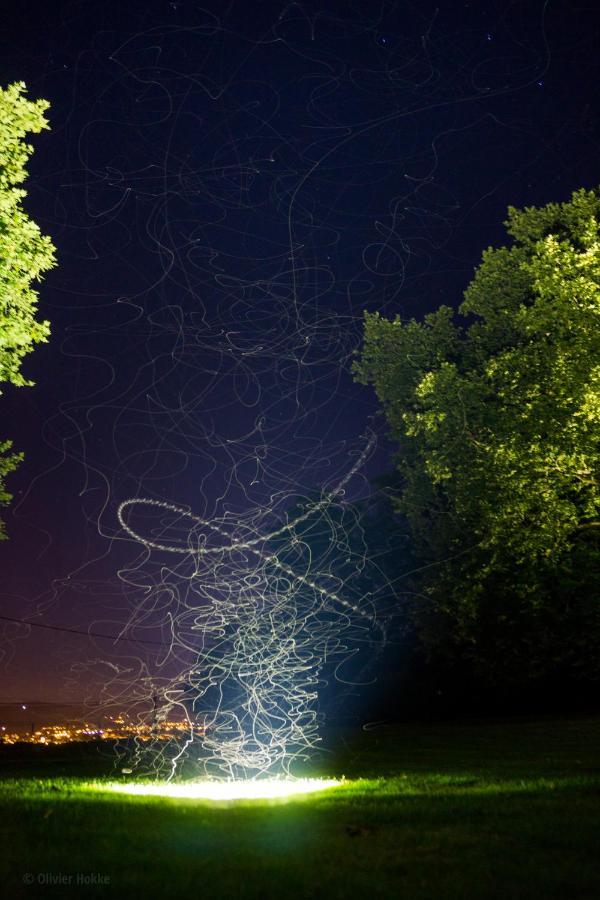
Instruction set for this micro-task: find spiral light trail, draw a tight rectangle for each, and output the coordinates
[116,431,382,780]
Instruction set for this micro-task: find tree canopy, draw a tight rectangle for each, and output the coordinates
[0,82,56,537]
[354,187,600,682]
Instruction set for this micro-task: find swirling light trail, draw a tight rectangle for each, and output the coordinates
[116,431,382,781]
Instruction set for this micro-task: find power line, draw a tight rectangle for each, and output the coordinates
[0,614,167,646]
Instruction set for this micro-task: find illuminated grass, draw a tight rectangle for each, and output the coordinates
[2,717,600,898]
[107,777,341,801]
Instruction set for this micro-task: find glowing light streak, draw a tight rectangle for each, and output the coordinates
[108,777,341,801]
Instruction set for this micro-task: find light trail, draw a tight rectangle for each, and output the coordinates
[114,431,383,780]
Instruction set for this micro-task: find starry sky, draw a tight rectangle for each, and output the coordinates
[0,0,598,721]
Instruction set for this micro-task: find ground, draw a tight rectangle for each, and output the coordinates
[2,715,600,898]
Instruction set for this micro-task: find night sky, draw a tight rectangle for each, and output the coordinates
[0,0,598,721]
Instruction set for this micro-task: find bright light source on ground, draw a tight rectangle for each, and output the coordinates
[108,778,341,801]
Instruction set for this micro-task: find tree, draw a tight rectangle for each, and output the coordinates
[0,82,56,537]
[354,187,600,683]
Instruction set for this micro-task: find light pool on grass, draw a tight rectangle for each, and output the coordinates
[107,777,342,802]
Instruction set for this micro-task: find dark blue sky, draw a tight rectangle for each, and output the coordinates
[0,0,598,711]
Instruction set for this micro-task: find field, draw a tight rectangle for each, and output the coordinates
[2,715,600,898]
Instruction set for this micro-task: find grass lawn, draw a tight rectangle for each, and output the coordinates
[2,715,600,898]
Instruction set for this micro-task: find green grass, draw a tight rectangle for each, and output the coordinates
[3,715,600,898]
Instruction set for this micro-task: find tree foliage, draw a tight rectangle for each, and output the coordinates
[354,187,600,682]
[0,82,56,537]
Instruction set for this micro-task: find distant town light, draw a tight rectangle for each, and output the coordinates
[1,718,194,745]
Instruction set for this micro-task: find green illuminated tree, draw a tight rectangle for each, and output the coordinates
[0,82,56,538]
[354,187,600,682]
